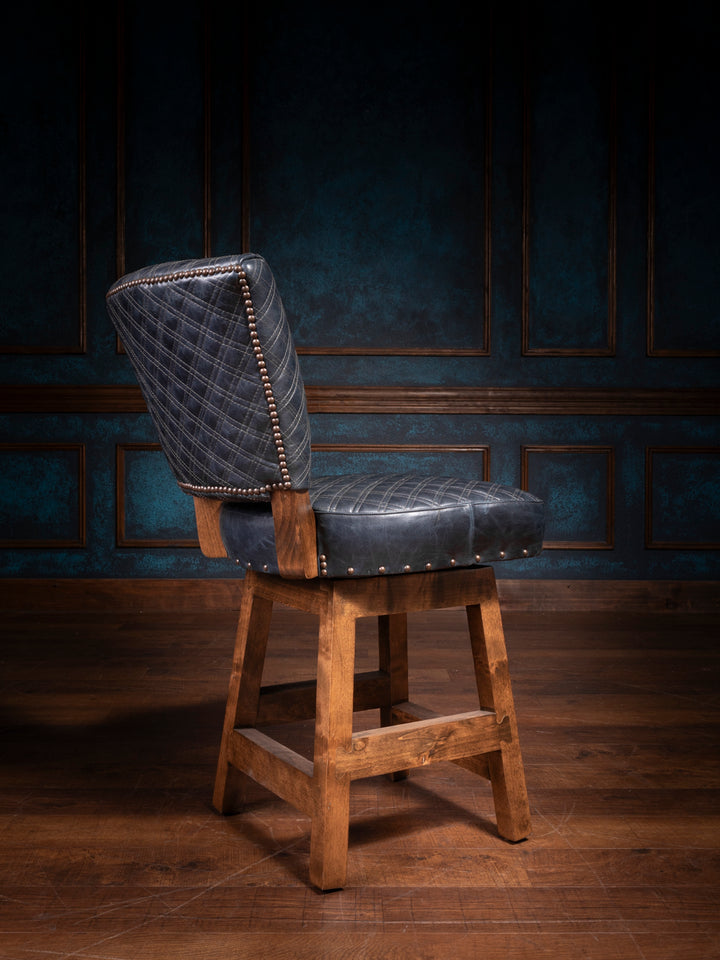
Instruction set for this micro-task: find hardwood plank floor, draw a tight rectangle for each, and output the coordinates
[1,600,718,959]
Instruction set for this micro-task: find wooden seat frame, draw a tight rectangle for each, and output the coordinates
[197,491,531,891]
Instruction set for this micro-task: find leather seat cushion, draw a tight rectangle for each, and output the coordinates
[219,474,544,578]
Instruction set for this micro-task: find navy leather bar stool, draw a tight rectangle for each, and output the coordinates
[107,253,544,890]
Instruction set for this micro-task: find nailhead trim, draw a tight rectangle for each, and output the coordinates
[236,269,293,490]
[110,262,294,497]
[302,548,531,577]
[106,263,245,297]
[180,480,291,497]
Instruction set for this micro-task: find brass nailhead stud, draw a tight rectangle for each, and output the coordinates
[378,566,386,574]
[499,551,505,559]
[403,565,411,573]
[347,567,355,576]
[425,562,432,570]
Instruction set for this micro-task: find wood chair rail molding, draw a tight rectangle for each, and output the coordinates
[1,384,718,416]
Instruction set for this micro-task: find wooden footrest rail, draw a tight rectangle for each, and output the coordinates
[255,670,391,725]
[226,701,509,810]
[338,708,510,780]
[214,567,531,889]
[227,727,314,816]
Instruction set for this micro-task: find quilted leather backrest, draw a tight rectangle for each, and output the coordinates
[106,253,311,500]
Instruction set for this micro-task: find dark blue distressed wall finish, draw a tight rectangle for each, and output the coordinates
[524,0,615,355]
[249,3,489,354]
[1,0,718,581]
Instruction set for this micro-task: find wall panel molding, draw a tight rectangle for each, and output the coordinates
[646,8,720,357]
[116,442,198,548]
[304,386,717,416]
[645,446,720,548]
[113,3,250,354]
[521,11,616,357]
[1,20,87,355]
[114,1,211,284]
[522,444,615,549]
[0,443,86,548]
[265,11,493,358]
[2,384,718,416]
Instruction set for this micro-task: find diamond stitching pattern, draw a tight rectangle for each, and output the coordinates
[107,254,311,498]
[310,475,541,514]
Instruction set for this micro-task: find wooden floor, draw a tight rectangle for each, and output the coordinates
[1,593,719,959]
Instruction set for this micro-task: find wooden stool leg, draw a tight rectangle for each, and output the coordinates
[466,572,531,842]
[213,572,274,814]
[378,613,409,781]
[309,593,356,891]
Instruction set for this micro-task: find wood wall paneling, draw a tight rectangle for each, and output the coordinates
[0,1,717,583]
[646,4,720,357]
[1,8,86,354]
[119,0,206,275]
[522,446,615,549]
[249,3,490,356]
[6,385,715,417]
[645,447,720,549]
[116,443,198,548]
[522,3,617,357]
[0,443,86,548]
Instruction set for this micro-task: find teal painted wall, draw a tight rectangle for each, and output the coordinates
[1,0,718,579]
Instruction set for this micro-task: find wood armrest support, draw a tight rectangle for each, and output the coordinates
[193,490,318,577]
[193,497,227,558]
[271,489,318,579]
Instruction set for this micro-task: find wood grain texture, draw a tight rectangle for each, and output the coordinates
[1,578,717,613]
[211,567,530,890]
[193,496,227,558]
[271,489,318,579]
[213,577,273,814]
[2,383,719,415]
[1,600,719,957]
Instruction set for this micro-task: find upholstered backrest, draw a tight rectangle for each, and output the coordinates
[106,253,311,500]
